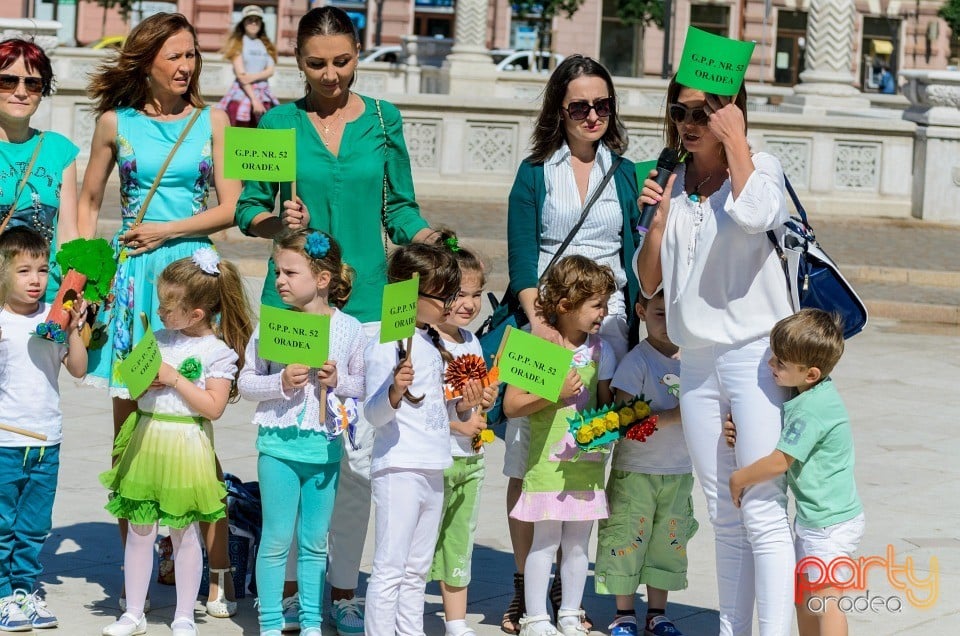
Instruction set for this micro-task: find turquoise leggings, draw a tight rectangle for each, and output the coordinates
[256,454,340,631]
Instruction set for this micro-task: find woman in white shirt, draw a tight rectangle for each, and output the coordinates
[636,78,795,636]
[502,54,640,635]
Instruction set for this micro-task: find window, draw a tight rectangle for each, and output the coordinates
[690,4,729,37]
[599,0,640,77]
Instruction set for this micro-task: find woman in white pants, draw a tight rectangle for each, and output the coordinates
[636,77,796,635]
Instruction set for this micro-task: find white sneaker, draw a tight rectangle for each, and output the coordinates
[556,609,588,636]
[0,595,31,632]
[519,614,559,636]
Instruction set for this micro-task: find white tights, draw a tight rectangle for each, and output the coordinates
[124,522,203,624]
[523,519,594,618]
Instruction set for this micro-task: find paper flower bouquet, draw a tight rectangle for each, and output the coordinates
[567,395,660,454]
[443,353,499,451]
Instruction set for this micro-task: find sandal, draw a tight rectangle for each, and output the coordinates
[205,567,238,618]
[549,575,592,631]
[500,572,525,634]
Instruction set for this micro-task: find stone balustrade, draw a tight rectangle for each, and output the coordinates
[38,47,916,219]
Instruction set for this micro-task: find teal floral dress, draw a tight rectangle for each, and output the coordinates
[86,107,216,397]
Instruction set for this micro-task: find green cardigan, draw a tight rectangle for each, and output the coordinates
[506,154,641,308]
[235,96,428,323]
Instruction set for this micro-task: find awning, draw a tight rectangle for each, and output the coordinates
[871,39,894,56]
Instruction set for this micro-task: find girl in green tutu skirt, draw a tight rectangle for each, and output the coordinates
[100,248,253,636]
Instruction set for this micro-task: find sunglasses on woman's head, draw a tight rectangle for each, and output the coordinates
[563,97,614,121]
[0,75,43,95]
[668,103,710,126]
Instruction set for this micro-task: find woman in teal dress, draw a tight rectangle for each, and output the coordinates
[78,12,242,620]
[234,7,436,632]
[0,38,80,302]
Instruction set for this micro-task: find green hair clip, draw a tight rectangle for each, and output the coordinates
[444,236,460,253]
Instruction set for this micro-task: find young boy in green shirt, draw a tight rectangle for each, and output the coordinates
[726,309,864,636]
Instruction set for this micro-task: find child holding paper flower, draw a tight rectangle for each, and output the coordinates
[363,243,488,636]
[237,229,366,636]
[429,232,499,636]
[595,290,697,636]
[503,255,617,636]
[101,248,253,636]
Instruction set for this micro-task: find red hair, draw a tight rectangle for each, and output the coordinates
[0,39,53,96]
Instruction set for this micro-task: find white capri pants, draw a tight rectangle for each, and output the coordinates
[365,467,445,636]
[680,338,794,636]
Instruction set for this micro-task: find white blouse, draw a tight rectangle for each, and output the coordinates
[139,331,238,417]
[539,143,627,316]
[657,152,794,349]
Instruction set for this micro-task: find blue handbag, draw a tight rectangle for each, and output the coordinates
[767,177,868,339]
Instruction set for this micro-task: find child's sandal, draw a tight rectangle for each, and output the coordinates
[205,567,238,618]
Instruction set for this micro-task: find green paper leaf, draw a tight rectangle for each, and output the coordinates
[634,159,658,190]
[379,275,419,343]
[224,127,296,182]
[118,323,162,400]
[257,305,330,367]
[495,326,574,402]
[676,27,755,96]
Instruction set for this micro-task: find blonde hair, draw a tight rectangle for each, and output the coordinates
[274,229,354,308]
[770,309,845,377]
[158,255,254,400]
[537,255,616,324]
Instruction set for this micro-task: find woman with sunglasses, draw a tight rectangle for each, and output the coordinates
[77,13,243,630]
[0,39,79,302]
[636,78,795,636]
[235,8,438,634]
[502,54,640,635]
[216,5,279,127]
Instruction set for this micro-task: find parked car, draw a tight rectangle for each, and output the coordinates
[491,49,565,72]
[84,35,126,50]
[360,46,403,64]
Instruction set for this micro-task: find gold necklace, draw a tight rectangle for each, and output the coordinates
[311,110,345,146]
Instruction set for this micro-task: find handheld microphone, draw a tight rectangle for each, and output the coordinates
[637,147,680,234]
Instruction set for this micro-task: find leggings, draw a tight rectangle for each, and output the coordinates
[680,339,794,636]
[124,522,202,624]
[256,454,339,631]
[524,519,594,618]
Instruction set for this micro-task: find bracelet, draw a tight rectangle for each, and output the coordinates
[172,375,180,389]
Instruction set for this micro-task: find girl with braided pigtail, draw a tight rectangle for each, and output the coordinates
[363,243,493,636]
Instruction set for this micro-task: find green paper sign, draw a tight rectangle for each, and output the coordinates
[380,275,419,343]
[634,159,658,190]
[118,323,162,400]
[496,326,574,402]
[258,305,330,367]
[676,27,755,96]
[224,127,296,181]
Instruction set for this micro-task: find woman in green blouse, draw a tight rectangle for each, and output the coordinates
[234,7,434,634]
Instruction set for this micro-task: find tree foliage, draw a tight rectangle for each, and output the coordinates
[615,0,664,28]
[512,0,587,66]
[941,0,960,62]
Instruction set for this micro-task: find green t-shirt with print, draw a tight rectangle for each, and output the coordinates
[776,377,863,528]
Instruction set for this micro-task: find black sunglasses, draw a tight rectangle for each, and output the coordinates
[419,291,457,309]
[0,74,43,95]
[563,97,614,121]
[668,103,710,126]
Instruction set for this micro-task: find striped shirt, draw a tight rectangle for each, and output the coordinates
[538,143,627,316]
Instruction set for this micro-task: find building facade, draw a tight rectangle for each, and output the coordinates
[7,0,955,90]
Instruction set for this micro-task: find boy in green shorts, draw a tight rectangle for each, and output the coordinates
[595,292,698,636]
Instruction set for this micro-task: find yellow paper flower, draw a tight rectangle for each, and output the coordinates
[576,427,594,444]
[604,412,620,431]
[590,419,606,437]
[619,407,634,427]
[633,401,651,420]
[479,429,495,444]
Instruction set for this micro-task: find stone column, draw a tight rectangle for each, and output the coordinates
[901,70,960,223]
[442,0,496,96]
[786,0,869,111]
